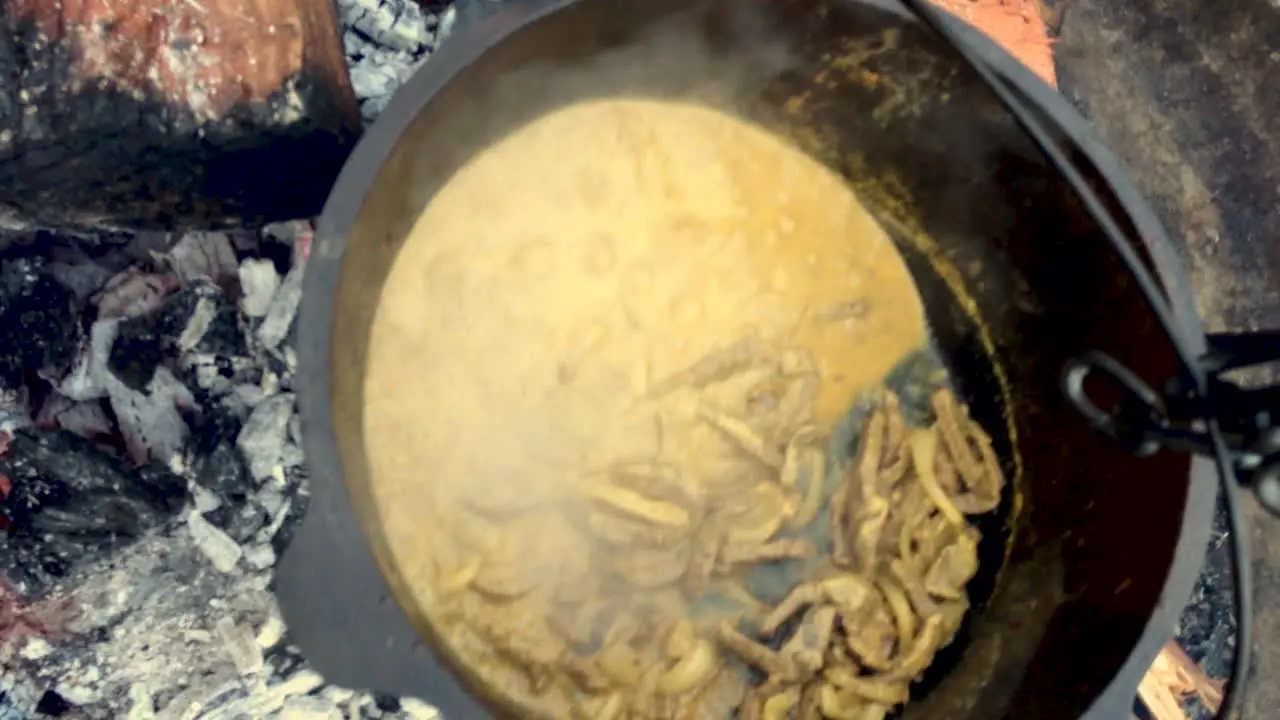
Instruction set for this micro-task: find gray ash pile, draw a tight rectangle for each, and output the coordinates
[0,1,455,715]
[0,225,436,720]
[339,0,456,122]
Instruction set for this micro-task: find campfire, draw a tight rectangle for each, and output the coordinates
[0,1,1234,719]
[0,0,450,717]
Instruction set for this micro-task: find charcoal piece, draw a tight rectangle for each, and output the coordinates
[43,399,113,441]
[168,232,239,287]
[204,503,269,545]
[157,283,246,359]
[264,645,310,680]
[237,393,297,482]
[373,693,401,713]
[108,366,194,466]
[0,429,187,524]
[1176,502,1236,682]
[256,231,298,278]
[180,354,262,400]
[58,320,120,403]
[132,464,190,516]
[0,257,79,390]
[0,0,360,231]
[0,429,188,592]
[195,443,253,501]
[239,260,280,319]
[280,442,305,469]
[258,263,305,350]
[187,403,246,456]
[47,262,112,302]
[282,695,342,718]
[269,489,310,556]
[187,511,243,573]
[108,314,163,392]
[33,690,70,717]
[195,681,250,713]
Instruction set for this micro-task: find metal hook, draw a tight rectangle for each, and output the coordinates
[1062,352,1168,457]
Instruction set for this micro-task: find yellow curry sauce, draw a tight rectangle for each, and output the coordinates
[361,98,932,718]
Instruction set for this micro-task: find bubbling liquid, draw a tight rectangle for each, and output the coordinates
[361,98,989,719]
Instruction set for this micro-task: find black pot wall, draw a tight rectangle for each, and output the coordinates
[279,1,1217,718]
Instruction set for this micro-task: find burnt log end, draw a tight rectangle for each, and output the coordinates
[0,0,362,231]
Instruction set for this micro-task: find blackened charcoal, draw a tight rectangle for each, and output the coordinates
[179,355,262,401]
[269,489,310,556]
[194,444,252,502]
[186,404,246,457]
[156,283,246,359]
[109,367,194,468]
[0,258,80,390]
[196,303,244,360]
[1177,503,1237,682]
[108,315,164,392]
[264,645,309,679]
[264,351,296,383]
[106,279,242,394]
[203,503,269,545]
[0,429,187,536]
[132,465,190,516]
[34,690,71,717]
[47,262,112,302]
[203,680,251,710]
[373,693,401,712]
[0,533,73,593]
[255,232,296,279]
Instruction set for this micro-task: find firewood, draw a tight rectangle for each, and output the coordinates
[0,0,361,231]
[1138,639,1226,720]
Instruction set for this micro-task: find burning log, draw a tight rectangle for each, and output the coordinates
[0,0,361,231]
[1137,639,1225,720]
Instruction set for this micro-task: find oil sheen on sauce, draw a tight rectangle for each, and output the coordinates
[361,98,928,717]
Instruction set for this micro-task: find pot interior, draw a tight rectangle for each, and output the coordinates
[326,0,1195,717]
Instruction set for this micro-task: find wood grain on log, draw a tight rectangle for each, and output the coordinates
[0,0,361,231]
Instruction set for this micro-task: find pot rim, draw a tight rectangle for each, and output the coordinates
[286,1,1216,716]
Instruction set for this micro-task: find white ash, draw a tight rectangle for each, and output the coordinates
[109,365,196,467]
[58,318,120,402]
[258,263,305,350]
[2,225,442,720]
[237,393,299,482]
[187,510,244,574]
[166,232,239,287]
[215,616,265,676]
[239,260,280,318]
[176,296,219,353]
[339,0,441,122]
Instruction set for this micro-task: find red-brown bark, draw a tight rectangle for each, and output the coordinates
[0,0,360,231]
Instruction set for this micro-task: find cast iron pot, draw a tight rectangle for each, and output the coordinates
[277,0,1217,717]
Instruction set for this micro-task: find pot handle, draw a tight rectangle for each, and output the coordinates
[1063,334,1280,517]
